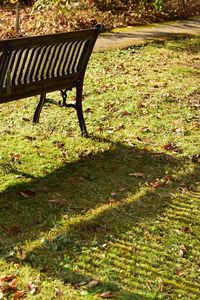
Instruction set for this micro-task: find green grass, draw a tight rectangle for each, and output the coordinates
[0,36,200,299]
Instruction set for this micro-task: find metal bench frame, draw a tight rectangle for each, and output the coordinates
[0,25,101,136]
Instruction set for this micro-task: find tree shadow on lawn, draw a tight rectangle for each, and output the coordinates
[0,138,199,298]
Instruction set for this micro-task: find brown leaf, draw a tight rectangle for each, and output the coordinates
[98,291,115,298]
[10,153,21,162]
[129,172,145,178]
[98,127,104,133]
[25,136,36,141]
[84,108,92,114]
[13,291,26,299]
[162,143,180,152]
[175,268,184,276]
[53,141,65,148]
[22,117,30,122]
[150,180,164,189]
[49,199,68,206]
[182,226,191,234]
[1,284,17,293]
[9,278,17,289]
[0,274,16,283]
[163,175,174,182]
[121,111,131,116]
[8,225,22,235]
[1,278,18,293]
[19,189,36,198]
[40,266,50,273]
[138,101,146,108]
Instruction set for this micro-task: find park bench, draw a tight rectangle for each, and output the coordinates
[0,25,102,136]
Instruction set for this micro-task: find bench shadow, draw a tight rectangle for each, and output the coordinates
[1,138,199,297]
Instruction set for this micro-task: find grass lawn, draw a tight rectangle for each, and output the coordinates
[0,36,200,299]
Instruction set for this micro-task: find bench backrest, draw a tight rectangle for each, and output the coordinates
[0,26,101,103]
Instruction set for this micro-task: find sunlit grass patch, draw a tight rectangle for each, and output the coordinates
[0,36,200,299]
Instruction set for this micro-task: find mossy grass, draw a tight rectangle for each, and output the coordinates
[0,36,199,299]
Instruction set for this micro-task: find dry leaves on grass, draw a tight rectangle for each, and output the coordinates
[0,275,26,299]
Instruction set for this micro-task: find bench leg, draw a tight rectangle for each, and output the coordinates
[33,93,46,123]
[76,82,88,137]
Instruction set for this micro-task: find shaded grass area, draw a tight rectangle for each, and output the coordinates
[0,36,200,299]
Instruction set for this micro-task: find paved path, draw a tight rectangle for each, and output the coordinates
[94,16,200,52]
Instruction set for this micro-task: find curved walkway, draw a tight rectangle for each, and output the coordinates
[94,16,200,52]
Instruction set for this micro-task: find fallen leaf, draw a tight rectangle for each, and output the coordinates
[8,225,22,235]
[77,281,88,287]
[98,291,115,298]
[162,143,180,152]
[40,266,50,273]
[18,247,27,261]
[53,141,65,148]
[179,244,187,257]
[138,101,146,108]
[28,281,38,295]
[25,136,36,141]
[175,268,184,276]
[116,123,125,131]
[87,280,99,288]
[1,278,18,293]
[49,199,68,206]
[163,175,174,182]
[118,187,126,192]
[110,192,117,197]
[22,117,30,122]
[84,108,92,113]
[141,126,151,132]
[10,153,21,162]
[9,278,17,289]
[13,290,26,299]
[19,189,36,198]
[15,175,24,179]
[0,274,16,283]
[182,226,191,234]
[98,127,104,132]
[1,284,17,293]
[150,180,164,189]
[129,172,145,178]
[121,111,131,116]
[54,287,64,298]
